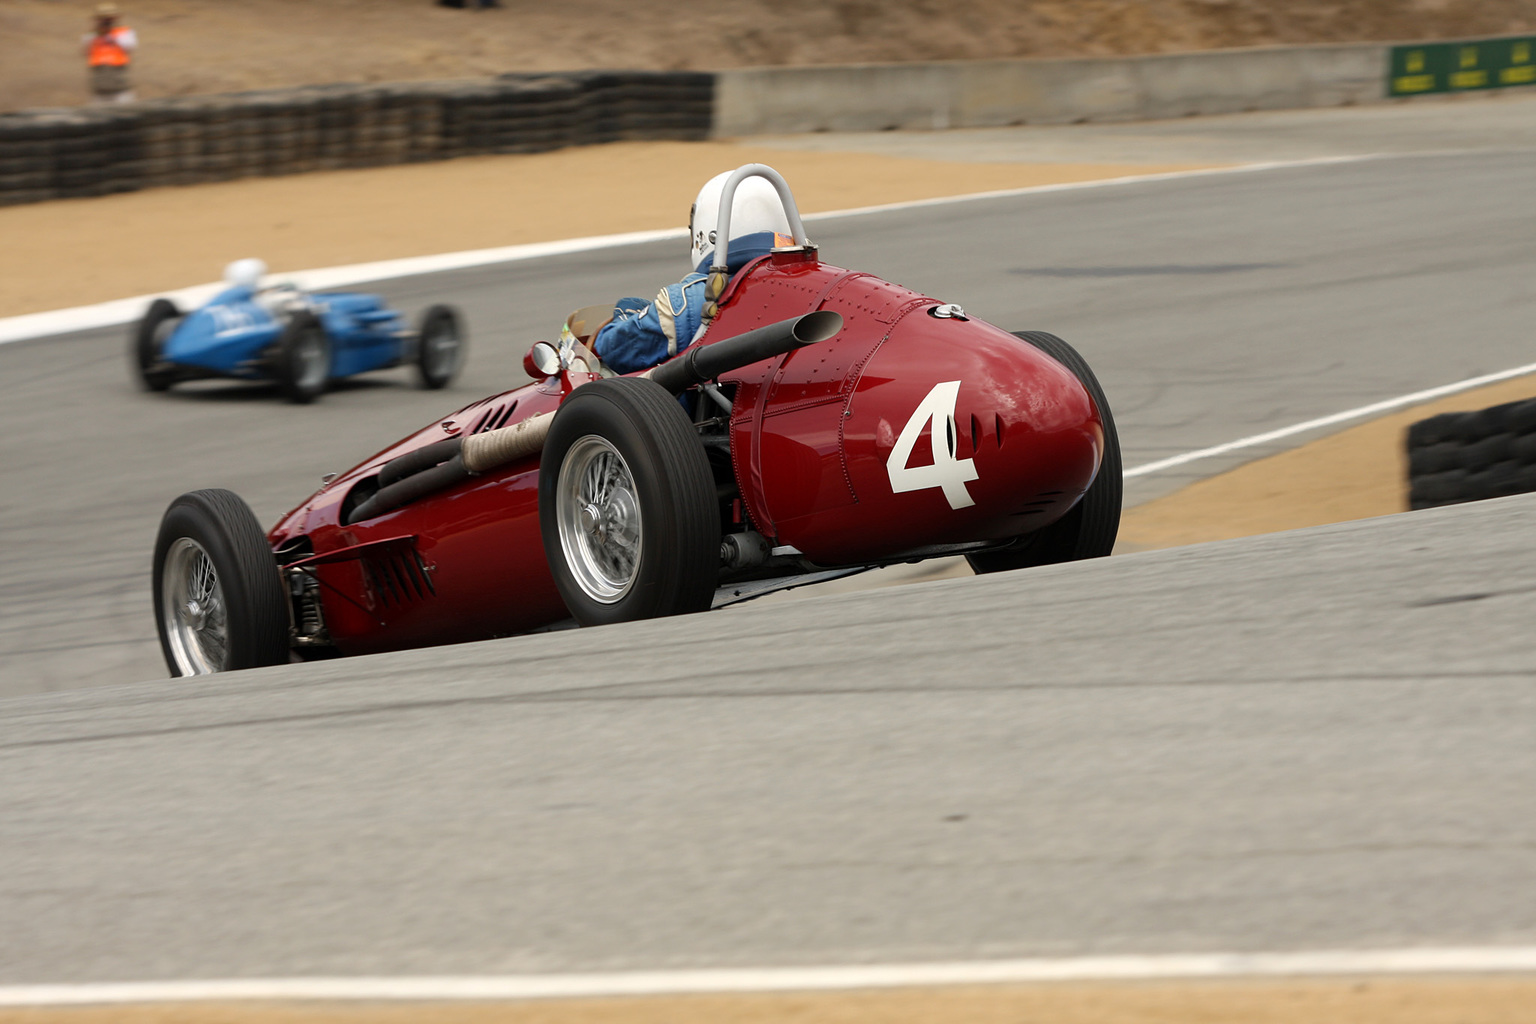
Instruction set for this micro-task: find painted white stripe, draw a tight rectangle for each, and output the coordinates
[0,156,1380,348]
[2,947,1534,1006]
[1123,360,1536,479]
[0,228,687,348]
[800,155,1376,225]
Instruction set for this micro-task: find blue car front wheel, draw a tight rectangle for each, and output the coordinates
[132,298,180,392]
[415,304,464,390]
[274,312,331,404]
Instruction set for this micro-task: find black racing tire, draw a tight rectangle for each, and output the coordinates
[132,298,180,392]
[967,331,1123,575]
[415,303,465,390]
[274,311,331,404]
[538,376,718,627]
[152,488,290,677]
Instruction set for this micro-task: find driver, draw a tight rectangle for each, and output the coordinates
[222,258,306,320]
[588,170,795,375]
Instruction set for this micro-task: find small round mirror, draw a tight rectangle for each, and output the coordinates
[524,341,561,378]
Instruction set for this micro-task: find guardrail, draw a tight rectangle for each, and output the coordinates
[0,71,711,206]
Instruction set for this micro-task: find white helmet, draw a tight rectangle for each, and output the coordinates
[223,257,267,290]
[689,171,792,269]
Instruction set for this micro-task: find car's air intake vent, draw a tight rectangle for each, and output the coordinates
[476,400,519,433]
[363,548,435,608]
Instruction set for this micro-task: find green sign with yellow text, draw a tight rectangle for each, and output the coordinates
[1390,37,1536,96]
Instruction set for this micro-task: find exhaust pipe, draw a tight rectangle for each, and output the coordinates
[345,311,842,524]
[347,452,472,525]
[646,311,842,395]
[345,414,554,525]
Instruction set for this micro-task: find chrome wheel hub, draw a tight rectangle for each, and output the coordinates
[296,330,327,389]
[424,324,461,377]
[161,537,229,675]
[556,436,642,603]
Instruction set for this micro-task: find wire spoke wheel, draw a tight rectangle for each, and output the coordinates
[160,537,231,674]
[538,376,718,627]
[152,488,291,677]
[557,436,643,603]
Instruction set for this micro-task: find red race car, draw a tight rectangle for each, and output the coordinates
[151,166,1120,676]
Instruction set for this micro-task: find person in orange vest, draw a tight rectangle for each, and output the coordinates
[81,3,138,104]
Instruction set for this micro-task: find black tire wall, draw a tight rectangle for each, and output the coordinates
[0,71,714,207]
[1407,397,1536,509]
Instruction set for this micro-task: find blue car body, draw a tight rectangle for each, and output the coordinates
[162,286,409,381]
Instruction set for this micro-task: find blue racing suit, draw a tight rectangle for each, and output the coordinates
[594,232,780,375]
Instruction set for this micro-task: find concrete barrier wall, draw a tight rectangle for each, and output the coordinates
[713,44,1387,135]
[1,40,1524,209]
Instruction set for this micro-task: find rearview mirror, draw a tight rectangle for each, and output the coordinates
[524,341,560,378]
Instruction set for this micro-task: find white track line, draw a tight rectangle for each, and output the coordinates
[0,228,687,347]
[0,156,1378,348]
[3,947,1535,1006]
[1123,360,1536,479]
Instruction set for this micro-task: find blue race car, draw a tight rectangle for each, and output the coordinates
[131,259,466,403]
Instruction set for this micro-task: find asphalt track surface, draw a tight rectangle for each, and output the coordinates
[1,107,1535,984]
[3,493,1535,983]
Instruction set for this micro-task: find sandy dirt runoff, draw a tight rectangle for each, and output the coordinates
[4,0,1536,112]
[3,977,1536,1024]
[0,143,1212,318]
[1118,373,1536,550]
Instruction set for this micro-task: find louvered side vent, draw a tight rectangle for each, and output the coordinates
[363,548,436,608]
[476,400,519,433]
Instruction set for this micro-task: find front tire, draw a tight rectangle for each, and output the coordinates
[967,331,1122,574]
[132,298,180,392]
[274,312,331,404]
[539,376,718,627]
[415,304,464,389]
[153,489,290,677]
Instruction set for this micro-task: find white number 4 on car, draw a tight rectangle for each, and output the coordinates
[886,380,978,509]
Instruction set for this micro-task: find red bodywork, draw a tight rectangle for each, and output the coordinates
[268,250,1103,656]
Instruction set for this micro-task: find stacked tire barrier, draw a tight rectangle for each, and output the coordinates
[1406,398,1536,510]
[0,71,712,207]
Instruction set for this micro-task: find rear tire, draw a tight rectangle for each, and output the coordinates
[967,331,1122,574]
[132,298,180,392]
[274,312,331,404]
[415,304,464,389]
[153,488,290,677]
[539,376,718,627]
